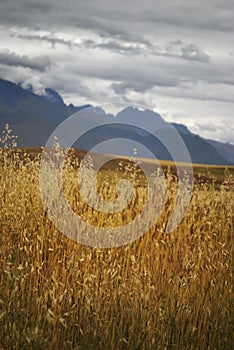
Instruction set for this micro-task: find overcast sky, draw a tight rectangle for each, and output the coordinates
[0,0,234,143]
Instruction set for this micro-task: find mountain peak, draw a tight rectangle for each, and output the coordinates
[44,88,64,105]
[172,122,192,135]
[116,105,166,131]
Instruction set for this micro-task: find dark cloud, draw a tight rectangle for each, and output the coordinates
[0,51,52,72]
[11,26,153,54]
[11,33,74,49]
[82,39,150,56]
[158,40,210,63]
[180,44,209,63]
[144,1,234,32]
[12,33,151,55]
[0,0,234,35]
[82,39,210,63]
[23,1,52,13]
[12,30,210,64]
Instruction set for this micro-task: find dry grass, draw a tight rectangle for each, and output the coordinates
[0,142,233,349]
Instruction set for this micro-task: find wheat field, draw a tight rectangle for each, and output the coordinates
[0,134,233,349]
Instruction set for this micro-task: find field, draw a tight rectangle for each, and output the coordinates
[0,145,233,349]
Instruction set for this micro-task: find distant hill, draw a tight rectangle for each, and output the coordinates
[0,78,233,165]
[207,139,234,164]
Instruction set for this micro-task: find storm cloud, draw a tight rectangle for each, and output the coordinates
[0,50,52,72]
[0,0,233,143]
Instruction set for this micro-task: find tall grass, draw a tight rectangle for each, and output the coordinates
[0,131,233,349]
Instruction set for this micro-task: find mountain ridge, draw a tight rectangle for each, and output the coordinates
[0,78,233,165]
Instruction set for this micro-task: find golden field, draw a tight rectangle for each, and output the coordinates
[0,142,233,349]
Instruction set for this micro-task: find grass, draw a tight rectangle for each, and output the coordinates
[0,142,233,349]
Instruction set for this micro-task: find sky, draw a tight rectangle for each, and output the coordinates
[0,0,233,143]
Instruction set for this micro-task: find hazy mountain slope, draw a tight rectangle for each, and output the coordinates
[115,109,228,164]
[207,139,234,164]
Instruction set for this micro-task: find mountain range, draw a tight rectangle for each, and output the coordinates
[0,78,233,165]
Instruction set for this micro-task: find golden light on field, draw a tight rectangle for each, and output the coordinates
[0,142,233,349]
